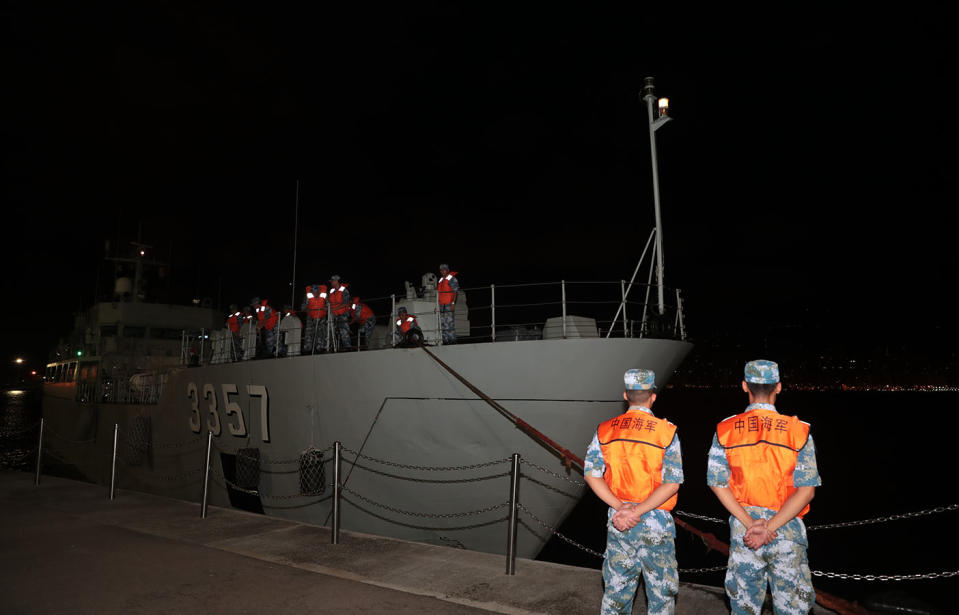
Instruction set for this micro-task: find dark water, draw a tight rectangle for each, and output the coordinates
[537,389,959,613]
[4,388,956,612]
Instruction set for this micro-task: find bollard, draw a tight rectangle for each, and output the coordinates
[34,418,44,486]
[505,453,521,575]
[201,431,213,518]
[332,441,342,544]
[109,423,119,500]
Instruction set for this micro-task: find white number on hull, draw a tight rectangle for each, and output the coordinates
[247,385,269,442]
[187,382,268,441]
[187,383,201,433]
[221,384,247,437]
[203,384,221,436]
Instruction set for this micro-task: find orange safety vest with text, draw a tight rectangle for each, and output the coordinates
[437,271,459,305]
[716,407,812,518]
[596,409,678,510]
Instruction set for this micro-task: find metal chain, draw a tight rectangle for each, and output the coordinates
[341,485,508,518]
[348,460,510,484]
[807,504,959,530]
[519,458,586,488]
[213,443,332,466]
[679,566,728,574]
[341,495,509,532]
[519,473,581,499]
[812,569,959,581]
[341,447,510,472]
[517,502,604,558]
[43,428,96,444]
[674,510,725,524]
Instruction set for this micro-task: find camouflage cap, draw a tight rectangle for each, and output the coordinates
[439,263,449,270]
[397,306,408,313]
[251,296,261,304]
[330,274,341,281]
[745,360,780,384]
[624,369,656,391]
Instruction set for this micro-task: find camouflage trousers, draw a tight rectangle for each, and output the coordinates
[440,304,455,343]
[333,314,351,349]
[303,318,328,353]
[357,319,375,346]
[602,526,678,615]
[725,538,814,615]
[259,328,276,357]
[230,332,244,361]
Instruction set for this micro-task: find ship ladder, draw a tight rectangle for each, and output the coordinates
[419,345,870,615]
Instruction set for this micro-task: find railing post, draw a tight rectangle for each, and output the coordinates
[201,430,213,518]
[506,453,521,575]
[490,284,496,342]
[436,291,442,346]
[34,418,44,486]
[109,423,119,500]
[561,280,568,339]
[675,288,686,340]
[390,295,397,348]
[621,280,628,338]
[332,441,342,544]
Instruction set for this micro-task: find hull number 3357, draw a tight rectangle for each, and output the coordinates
[187,383,270,441]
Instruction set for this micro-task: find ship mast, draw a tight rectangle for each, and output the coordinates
[642,77,671,315]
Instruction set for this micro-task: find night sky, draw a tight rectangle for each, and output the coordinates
[4,4,957,377]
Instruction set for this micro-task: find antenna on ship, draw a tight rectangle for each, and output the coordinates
[642,76,672,315]
[290,179,300,308]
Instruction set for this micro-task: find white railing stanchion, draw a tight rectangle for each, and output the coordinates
[506,453,521,575]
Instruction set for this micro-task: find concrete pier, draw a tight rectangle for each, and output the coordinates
[0,471,837,614]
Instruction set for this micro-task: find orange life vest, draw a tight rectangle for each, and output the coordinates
[437,272,458,306]
[716,407,811,518]
[305,285,328,320]
[255,300,279,331]
[351,301,374,324]
[226,311,241,333]
[395,314,418,333]
[329,283,350,316]
[596,409,678,510]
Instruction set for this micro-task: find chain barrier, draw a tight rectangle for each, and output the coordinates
[213,442,333,466]
[807,504,959,530]
[341,446,510,472]
[517,502,604,558]
[674,510,725,524]
[341,485,508,519]
[519,472,581,499]
[43,427,96,445]
[812,569,959,581]
[348,459,510,484]
[519,458,586,488]
[341,495,509,532]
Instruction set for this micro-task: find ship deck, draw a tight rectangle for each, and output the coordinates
[0,471,838,614]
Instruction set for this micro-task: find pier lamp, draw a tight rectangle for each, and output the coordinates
[641,76,672,315]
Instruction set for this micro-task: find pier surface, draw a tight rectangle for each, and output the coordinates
[0,471,837,614]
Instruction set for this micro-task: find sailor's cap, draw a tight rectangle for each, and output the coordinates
[624,369,656,391]
[745,360,780,384]
[330,274,341,281]
[251,296,261,304]
[439,263,449,270]
[397,306,408,313]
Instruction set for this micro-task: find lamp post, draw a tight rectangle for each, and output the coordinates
[642,77,672,315]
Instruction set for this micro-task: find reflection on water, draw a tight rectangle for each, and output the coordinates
[0,388,42,472]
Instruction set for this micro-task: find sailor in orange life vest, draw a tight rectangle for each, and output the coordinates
[707,360,821,615]
[394,306,423,347]
[328,275,352,350]
[436,263,459,344]
[584,369,682,615]
[349,296,376,347]
[225,304,242,361]
[251,297,279,357]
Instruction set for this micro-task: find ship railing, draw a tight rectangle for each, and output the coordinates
[196,279,687,365]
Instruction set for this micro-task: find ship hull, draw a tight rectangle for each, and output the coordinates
[41,337,692,558]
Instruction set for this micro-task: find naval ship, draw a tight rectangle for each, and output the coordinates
[40,246,691,559]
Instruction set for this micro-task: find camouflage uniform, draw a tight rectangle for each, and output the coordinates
[585,408,684,615]
[329,279,352,350]
[707,403,822,615]
[437,267,459,344]
[301,287,329,354]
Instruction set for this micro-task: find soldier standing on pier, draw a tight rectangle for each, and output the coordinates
[436,263,459,344]
[707,360,820,615]
[584,369,683,615]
